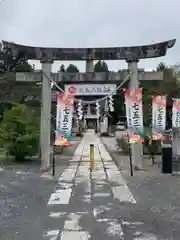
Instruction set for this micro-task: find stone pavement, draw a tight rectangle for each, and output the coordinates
[44,130,160,240]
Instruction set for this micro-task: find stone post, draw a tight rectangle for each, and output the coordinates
[40,60,53,171]
[85,60,96,129]
[127,60,143,169]
[86,60,94,72]
[104,98,109,132]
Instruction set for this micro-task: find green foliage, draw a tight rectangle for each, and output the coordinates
[116,130,161,156]
[58,64,66,72]
[0,104,39,161]
[142,65,180,126]
[94,60,108,72]
[54,146,64,154]
[116,137,129,155]
[58,64,79,73]
[156,62,168,71]
[66,64,79,73]
[15,61,33,72]
[0,48,33,73]
[143,134,161,155]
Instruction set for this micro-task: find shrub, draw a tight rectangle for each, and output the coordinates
[143,134,161,155]
[116,137,129,154]
[147,139,161,155]
[0,104,39,161]
[54,146,64,154]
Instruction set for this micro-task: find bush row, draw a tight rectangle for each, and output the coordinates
[116,135,161,155]
[0,104,40,161]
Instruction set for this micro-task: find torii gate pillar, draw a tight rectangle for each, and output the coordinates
[127,60,143,169]
[86,60,94,72]
[40,60,53,171]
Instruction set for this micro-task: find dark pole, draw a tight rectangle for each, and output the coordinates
[127,133,133,176]
[52,145,55,177]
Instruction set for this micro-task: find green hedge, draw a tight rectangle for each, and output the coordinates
[116,137,129,155]
[0,104,39,161]
[116,134,161,155]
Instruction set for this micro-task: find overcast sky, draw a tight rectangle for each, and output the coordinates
[0,0,179,72]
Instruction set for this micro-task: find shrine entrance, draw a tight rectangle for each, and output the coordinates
[65,83,117,132]
[86,118,97,129]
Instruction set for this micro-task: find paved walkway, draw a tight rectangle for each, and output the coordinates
[44,130,157,240]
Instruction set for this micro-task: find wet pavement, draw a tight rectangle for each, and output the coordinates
[1,132,180,239]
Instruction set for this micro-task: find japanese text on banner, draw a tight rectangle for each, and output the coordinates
[55,93,74,145]
[152,95,166,140]
[172,98,180,128]
[124,89,144,143]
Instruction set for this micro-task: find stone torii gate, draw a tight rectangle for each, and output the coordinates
[1,39,176,171]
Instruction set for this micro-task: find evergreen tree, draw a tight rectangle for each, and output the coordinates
[94,60,108,72]
[66,64,79,73]
[58,64,65,72]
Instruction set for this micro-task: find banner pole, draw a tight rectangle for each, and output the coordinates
[90,144,94,171]
[52,145,55,177]
[127,133,133,176]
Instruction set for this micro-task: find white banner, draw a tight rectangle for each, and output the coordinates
[124,92,132,129]
[172,98,180,128]
[65,84,116,96]
[56,93,62,130]
[124,89,144,143]
[56,93,74,140]
[152,95,166,140]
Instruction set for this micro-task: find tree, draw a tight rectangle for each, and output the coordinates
[171,64,180,82]
[94,60,108,72]
[0,48,33,73]
[66,64,79,73]
[0,104,39,161]
[142,63,180,127]
[156,62,167,71]
[58,64,65,72]
[15,61,34,72]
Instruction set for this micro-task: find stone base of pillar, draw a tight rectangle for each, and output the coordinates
[104,117,108,132]
[131,144,143,170]
[40,165,52,173]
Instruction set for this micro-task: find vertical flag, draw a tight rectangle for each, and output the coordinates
[124,89,132,129]
[172,98,180,128]
[152,95,166,140]
[124,89,144,143]
[56,92,62,131]
[55,92,74,146]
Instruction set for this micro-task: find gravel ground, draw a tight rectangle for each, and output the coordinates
[0,137,81,240]
[101,136,180,240]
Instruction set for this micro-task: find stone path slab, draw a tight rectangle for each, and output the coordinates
[44,130,158,240]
